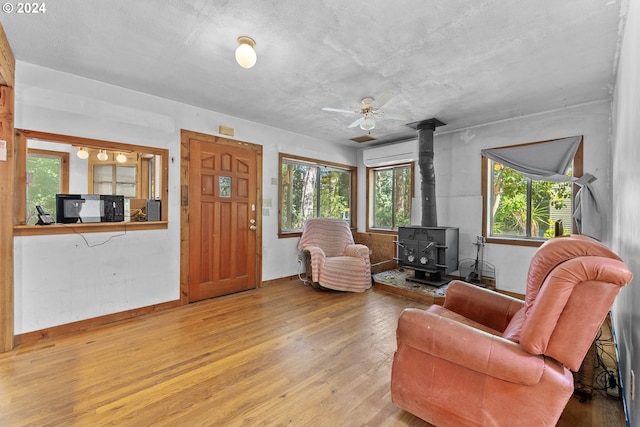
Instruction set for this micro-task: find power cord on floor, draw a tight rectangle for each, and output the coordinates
[296,252,311,286]
[593,323,621,398]
[574,316,620,400]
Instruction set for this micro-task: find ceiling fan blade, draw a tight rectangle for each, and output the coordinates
[380,112,410,121]
[372,91,395,109]
[322,107,358,114]
[347,118,362,128]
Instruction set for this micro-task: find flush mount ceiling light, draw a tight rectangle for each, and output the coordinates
[360,116,376,131]
[235,36,257,68]
[77,147,89,159]
[97,149,109,161]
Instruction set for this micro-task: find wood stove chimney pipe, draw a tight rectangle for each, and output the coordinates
[408,118,445,227]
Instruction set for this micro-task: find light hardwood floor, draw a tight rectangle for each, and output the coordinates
[0,280,624,426]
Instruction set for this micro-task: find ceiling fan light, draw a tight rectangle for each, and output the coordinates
[235,36,257,68]
[360,117,376,131]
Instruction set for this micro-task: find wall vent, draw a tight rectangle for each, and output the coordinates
[350,135,377,143]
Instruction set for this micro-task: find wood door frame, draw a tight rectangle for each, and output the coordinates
[180,129,263,304]
[0,22,15,352]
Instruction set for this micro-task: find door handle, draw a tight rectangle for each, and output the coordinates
[250,225,257,231]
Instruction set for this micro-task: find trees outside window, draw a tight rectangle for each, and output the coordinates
[489,162,573,238]
[26,149,69,225]
[279,154,355,234]
[368,164,413,231]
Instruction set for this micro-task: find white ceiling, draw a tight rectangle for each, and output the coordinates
[1,0,628,146]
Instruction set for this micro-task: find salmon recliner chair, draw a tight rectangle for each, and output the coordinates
[390,235,632,427]
[298,218,371,292]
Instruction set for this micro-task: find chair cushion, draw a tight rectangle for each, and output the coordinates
[427,305,502,337]
[501,306,526,343]
[319,256,371,292]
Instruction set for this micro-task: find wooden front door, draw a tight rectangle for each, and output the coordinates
[183,131,261,302]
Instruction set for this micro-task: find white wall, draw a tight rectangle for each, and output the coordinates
[14,62,356,334]
[359,100,613,295]
[610,0,640,422]
[14,58,619,336]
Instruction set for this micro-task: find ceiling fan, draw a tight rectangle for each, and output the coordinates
[322,92,409,131]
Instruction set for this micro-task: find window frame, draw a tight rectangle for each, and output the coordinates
[14,129,169,236]
[278,153,356,238]
[481,137,583,247]
[366,162,415,233]
[88,150,143,198]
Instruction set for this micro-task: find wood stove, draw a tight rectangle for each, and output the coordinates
[396,226,459,286]
[394,118,458,286]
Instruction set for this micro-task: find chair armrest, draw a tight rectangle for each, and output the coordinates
[345,244,370,260]
[397,308,544,386]
[443,280,524,332]
[304,246,326,283]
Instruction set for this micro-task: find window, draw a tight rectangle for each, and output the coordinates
[482,137,583,245]
[88,150,146,198]
[92,164,137,197]
[279,154,355,235]
[26,149,69,225]
[367,163,414,231]
[15,130,169,235]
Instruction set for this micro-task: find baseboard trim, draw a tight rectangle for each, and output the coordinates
[14,299,182,346]
[495,289,525,300]
[15,276,304,346]
[261,275,301,287]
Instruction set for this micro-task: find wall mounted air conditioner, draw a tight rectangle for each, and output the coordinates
[362,140,418,167]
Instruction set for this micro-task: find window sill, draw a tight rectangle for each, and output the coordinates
[14,221,168,236]
[365,228,399,235]
[279,225,359,239]
[485,236,545,247]
[279,231,302,239]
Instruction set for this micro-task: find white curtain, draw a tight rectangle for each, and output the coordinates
[481,136,600,240]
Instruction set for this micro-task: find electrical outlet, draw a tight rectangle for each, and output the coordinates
[631,369,636,401]
[296,253,303,263]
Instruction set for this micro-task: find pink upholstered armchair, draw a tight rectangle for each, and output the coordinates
[298,218,371,292]
[391,235,632,427]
